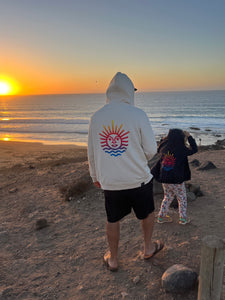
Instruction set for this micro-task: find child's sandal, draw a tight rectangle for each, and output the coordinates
[179,217,191,225]
[157,215,173,224]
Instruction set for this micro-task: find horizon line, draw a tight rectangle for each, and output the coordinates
[1,88,225,97]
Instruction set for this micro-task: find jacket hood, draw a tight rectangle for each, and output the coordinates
[106,72,135,105]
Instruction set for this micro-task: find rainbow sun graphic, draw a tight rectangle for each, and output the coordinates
[99,120,129,157]
[162,151,176,171]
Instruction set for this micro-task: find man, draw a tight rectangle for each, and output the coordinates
[88,72,163,271]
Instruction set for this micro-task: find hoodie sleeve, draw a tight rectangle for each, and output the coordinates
[185,135,198,156]
[87,120,97,182]
[140,112,157,161]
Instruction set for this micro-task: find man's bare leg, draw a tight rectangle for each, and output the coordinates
[141,212,156,257]
[105,221,120,269]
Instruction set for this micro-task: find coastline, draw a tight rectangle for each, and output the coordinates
[1,138,224,170]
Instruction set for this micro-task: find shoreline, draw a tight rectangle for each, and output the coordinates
[0,137,224,152]
[1,130,225,148]
[0,139,224,172]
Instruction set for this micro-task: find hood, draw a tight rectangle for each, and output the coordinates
[106,72,135,105]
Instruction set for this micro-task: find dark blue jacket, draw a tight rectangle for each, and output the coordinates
[151,135,198,184]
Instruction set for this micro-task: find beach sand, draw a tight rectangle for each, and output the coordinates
[0,141,224,299]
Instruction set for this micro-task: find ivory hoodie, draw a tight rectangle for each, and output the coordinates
[88,72,157,190]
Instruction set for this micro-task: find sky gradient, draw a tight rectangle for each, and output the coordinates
[1,0,225,95]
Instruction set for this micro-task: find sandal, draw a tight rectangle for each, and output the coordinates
[157,215,173,224]
[103,252,118,272]
[144,240,164,260]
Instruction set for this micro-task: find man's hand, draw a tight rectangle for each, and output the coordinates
[94,181,101,188]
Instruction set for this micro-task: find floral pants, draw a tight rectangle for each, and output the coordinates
[158,182,187,219]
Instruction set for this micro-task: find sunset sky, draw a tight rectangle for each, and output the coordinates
[1,0,225,95]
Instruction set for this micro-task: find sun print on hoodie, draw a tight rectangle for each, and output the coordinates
[162,151,176,171]
[99,120,129,157]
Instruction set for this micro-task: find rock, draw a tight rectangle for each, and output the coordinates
[196,190,204,197]
[121,291,129,298]
[186,183,203,197]
[133,275,141,284]
[162,264,198,293]
[188,184,200,195]
[187,192,196,202]
[190,127,200,130]
[216,139,225,146]
[197,161,217,171]
[190,159,200,167]
[9,188,18,193]
[36,218,48,230]
[153,180,164,195]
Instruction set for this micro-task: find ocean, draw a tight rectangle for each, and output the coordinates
[0,90,225,146]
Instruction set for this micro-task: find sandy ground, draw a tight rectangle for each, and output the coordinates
[0,141,224,300]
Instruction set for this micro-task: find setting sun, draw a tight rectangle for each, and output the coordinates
[0,82,11,95]
[0,76,20,95]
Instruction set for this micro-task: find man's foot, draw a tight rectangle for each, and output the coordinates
[144,240,164,260]
[157,215,173,224]
[103,252,118,272]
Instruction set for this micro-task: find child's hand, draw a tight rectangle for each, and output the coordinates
[184,131,190,137]
[94,181,101,188]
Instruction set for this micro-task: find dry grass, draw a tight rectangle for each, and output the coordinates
[59,173,92,201]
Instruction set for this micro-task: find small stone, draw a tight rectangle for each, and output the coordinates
[9,188,18,193]
[36,218,48,230]
[133,275,140,284]
[121,291,129,298]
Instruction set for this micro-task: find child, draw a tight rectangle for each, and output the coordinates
[151,129,198,225]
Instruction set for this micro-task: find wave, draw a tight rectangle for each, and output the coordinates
[149,115,225,119]
[0,118,90,125]
[0,129,88,135]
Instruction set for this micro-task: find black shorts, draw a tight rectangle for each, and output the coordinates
[104,180,155,223]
